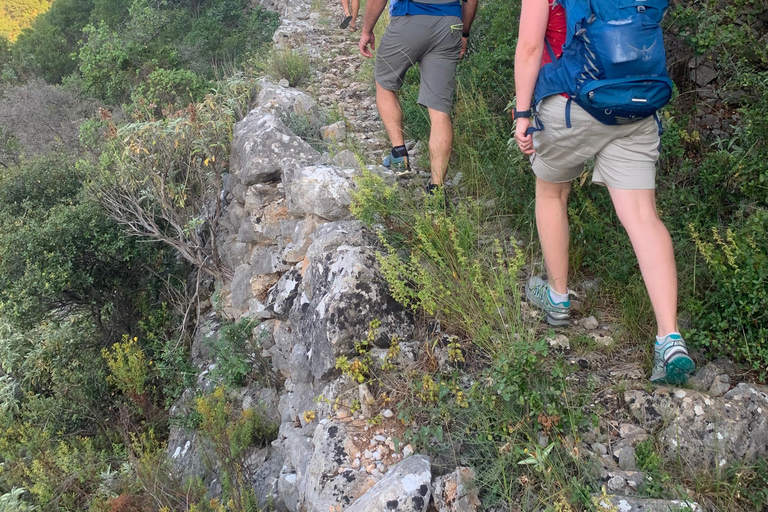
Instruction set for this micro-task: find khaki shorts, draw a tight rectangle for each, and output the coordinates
[375,15,462,114]
[530,95,661,189]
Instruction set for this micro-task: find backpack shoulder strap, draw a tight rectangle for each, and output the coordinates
[560,0,590,47]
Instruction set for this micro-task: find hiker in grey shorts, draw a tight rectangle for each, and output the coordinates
[359,0,478,194]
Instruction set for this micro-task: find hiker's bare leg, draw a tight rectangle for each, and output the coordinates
[340,0,350,16]
[376,82,405,147]
[535,177,571,295]
[350,0,360,28]
[428,108,452,185]
[608,187,678,337]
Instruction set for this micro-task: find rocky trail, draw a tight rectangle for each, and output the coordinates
[166,1,768,511]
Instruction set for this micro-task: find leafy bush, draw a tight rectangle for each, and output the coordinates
[689,211,768,377]
[0,487,36,512]
[352,171,525,348]
[93,80,244,278]
[0,156,176,331]
[0,425,111,511]
[260,48,312,87]
[103,336,151,403]
[195,387,278,512]
[207,317,276,387]
[130,67,208,116]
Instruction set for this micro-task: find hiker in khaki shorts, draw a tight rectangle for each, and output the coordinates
[359,0,478,196]
[514,0,695,384]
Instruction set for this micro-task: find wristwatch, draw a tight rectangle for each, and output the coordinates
[512,109,532,119]
[462,31,470,38]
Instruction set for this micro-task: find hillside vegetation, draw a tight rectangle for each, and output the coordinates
[0,0,766,510]
[0,0,53,41]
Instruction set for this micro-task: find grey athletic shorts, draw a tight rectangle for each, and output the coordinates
[375,15,462,114]
[530,95,662,189]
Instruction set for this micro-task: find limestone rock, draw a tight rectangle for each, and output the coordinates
[256,78,321,124]
[625,383,768,470]
[282,214,327,263]
[321,121,347,141]
[249,448,284,509]
[230,110,319,187]
[285,165,355,221]
[231,263,255,309]
[305,221,374,260]
[264,319,294,378]
[266,266,303,319]
[548,333,570,350]
[580,316,599,330]
[333,149,361,169]
[433,467,480,512]
[593,496,701,512]
[304,420,376,512]
[289,241,414,380]
[346,455,432,512]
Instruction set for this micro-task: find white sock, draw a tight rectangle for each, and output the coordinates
[656,332,681,344]
[548,287,569,304]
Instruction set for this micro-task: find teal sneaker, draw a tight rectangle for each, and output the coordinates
[525,276,571,327]
[650,333,696,385]
[382,152,411,173]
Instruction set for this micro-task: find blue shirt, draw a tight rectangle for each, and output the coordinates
[390,0,463,18]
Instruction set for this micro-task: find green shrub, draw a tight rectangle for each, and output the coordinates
[689,211,768,377]
[207,317,272,387]
[261,48,312,87]
[0,425,110,511]
[0,487,36,512]
[92,81,239,278]
[281,109,328,152]
[102,335,151,404]
[130,67,209,117]
[196,387,278,512]
[78,21,133,103]
[352,171,525,348]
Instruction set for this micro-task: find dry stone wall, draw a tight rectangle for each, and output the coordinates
[166,1,768,511]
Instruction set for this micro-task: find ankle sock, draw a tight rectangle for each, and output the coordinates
[548,287,569,304]
[391,145,408,158]
[656,332,682,345]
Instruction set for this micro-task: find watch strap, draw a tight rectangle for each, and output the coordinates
[513,109,533,119]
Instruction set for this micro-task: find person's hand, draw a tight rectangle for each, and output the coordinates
[360,32,376,58]
[514,117,535,155]
[460,36,468,58]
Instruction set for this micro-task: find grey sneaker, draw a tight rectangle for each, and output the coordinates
[650,333,696,385]
[525,276,571,326]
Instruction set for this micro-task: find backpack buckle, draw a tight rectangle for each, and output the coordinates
[637,5,646,12]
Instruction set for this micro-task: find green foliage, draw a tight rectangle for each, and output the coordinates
[689,212,768,377]
[77,21,133,103]
[281,109,328,152]
[0,0,53,41]
[6,0,278,96]
[393,337,593,509]
[207,317,271,387]
[130,67,208,115]
[195,387,278,512]
[102,335,151,399]
[336,320,379,384]
[93,82,240,276]
[0,487,37,512]
[352,171,525,348]
[260,47,312,87]
[0,424,110,511]
[11,0,94,83]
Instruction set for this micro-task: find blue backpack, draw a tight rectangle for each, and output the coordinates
[534,0,673,126]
